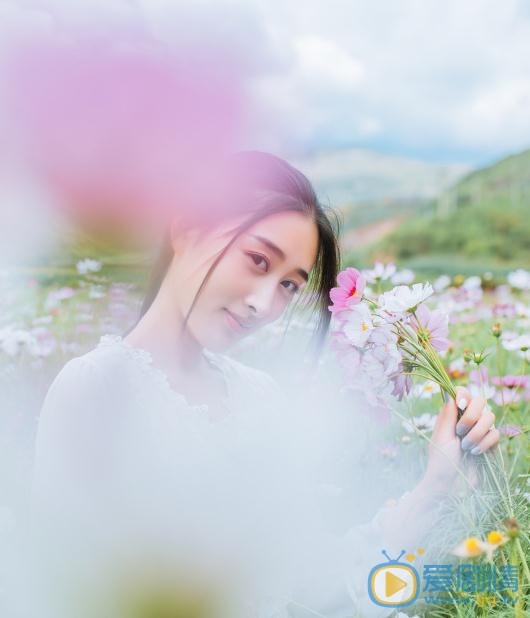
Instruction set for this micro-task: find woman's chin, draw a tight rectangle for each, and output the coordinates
[198,329,237,354]
[193,311,253,352]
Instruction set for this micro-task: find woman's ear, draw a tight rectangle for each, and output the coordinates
[169,218,202,255]
[169,218,190,255]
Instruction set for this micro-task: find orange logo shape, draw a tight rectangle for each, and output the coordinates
[386,571,407,597]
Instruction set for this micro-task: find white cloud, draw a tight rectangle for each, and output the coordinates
[292,35,365,94]
[250,0,530,161]
[1,0,529,162]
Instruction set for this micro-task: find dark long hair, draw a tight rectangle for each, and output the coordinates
[133,150,341,361]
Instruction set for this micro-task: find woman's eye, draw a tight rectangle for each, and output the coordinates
[247,253,269,271]
[281,280,300,295]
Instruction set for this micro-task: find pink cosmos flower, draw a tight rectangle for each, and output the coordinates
[492,303,517,318]
[331,333,362,376]
[491,375,530,405]
[328,267,366,315]
[409,303,450,352]
[390,369,412,400]
[378,442,399,459]
[498,424,523,438]
[470,366,489,384]
[491,375,530,389]
[469,367,496,400]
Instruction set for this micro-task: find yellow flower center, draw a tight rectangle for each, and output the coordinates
[464,538,482,555]
[362,323,369,331]
[487,531,503,545]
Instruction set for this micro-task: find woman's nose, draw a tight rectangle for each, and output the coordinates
[244,279,277,319]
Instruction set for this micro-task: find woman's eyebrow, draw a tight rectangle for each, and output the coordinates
[249,234,309,282]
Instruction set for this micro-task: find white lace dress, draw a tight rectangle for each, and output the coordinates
[30,335,407,618]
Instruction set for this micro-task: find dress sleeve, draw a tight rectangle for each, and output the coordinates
[338,493,413,617]
[29,355,124,618]
[281,492,412,618]
[31,355,119,517]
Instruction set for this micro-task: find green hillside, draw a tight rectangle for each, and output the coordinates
[376,148,530,274]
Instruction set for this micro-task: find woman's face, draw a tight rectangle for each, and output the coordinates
[171,211,320,352]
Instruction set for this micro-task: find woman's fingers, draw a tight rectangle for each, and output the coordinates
[460,406,495,452]
[454,385,472,413]
[452,384,500,455]
[471,427,500,455]
[455,389,485,438]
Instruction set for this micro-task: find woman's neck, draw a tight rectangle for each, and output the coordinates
[125,291,207,376]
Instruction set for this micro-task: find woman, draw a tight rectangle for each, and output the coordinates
[31,151,499,618]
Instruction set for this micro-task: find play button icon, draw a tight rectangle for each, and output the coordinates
[368,550,419,608]
[386,570,407,597]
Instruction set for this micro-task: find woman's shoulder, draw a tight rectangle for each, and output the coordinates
[44,334,140,402]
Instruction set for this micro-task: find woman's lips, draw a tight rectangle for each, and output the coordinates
[223,308,252,334]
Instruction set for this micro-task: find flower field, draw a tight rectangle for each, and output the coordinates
[0,260,529,616]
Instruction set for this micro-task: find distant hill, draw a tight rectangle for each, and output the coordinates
[436,148,530,217]
[378,148,530,273]
[292,148,469,207]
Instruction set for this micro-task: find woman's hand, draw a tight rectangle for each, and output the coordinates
[376,387,500,552]
[423,386,500,492]
[378,387,500,552]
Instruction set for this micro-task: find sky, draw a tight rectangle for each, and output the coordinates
[1,0,530,166]
[251,0,530,165]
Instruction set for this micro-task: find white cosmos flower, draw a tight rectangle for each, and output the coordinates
[412,381,441,399]
[357,353,395,406]
[76,258,102,275]
[378,283,434,314]
[0,327,34,356]
[462,275,482,290]
[469,381,496,400]
[342,303,374,347]
[503,333,530,361]
[402,412,437,434]
[390,268,415,285]
[515,302,530,319]
[362,262,396,284]
[503,334,530,351]
[433,274,451,292]
[369,326,401,376]
[507,268,530,291]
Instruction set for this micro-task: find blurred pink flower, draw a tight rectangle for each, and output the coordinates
[328,267,366,315]
[378,442,399,459]
[6,38,245,240]
[492,303,517,317]
[498,424,523,438]
[470,366,489,384]
[492,375,530,389]
[491,375,530,405]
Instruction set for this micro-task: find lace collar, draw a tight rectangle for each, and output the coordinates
[97,334,232,416]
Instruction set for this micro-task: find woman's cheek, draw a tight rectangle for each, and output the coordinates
[270,293,288,321]
[208,255,250,299]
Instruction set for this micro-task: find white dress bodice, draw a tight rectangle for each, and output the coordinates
[30,335,403,618]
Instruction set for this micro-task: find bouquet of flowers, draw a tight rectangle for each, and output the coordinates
[328,266,457,412]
